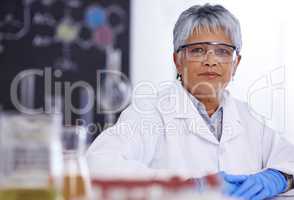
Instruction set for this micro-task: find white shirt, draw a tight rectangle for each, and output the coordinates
[188,92,224,141]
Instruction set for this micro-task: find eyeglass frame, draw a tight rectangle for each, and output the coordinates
[176,41,239,63]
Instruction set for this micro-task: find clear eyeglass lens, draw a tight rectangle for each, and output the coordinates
[185,44,236,63]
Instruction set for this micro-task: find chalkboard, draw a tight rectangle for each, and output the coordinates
[0,0,131,140]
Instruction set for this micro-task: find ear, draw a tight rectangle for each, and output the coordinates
[232,54,241,77]
[173,52,184,75]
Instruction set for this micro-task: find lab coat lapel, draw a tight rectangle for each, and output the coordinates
[172,82,219,145]
[184,117,219,144]
[220,93,244,144]
[170,82,244,144]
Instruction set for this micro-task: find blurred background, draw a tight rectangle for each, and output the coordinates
[0,0,293,144]
[0,0,131,143]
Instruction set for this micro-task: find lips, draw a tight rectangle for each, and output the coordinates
[198,72,221,78]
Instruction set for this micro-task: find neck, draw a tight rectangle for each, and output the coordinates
[194,93,222,117]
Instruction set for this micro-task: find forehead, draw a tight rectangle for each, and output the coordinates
[185,29,232,45]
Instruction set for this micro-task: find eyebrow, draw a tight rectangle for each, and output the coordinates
[176,41,236,53]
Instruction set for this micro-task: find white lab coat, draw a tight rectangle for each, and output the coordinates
[87,81,294,187]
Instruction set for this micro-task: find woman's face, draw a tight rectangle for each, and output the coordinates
[174,29,241,98]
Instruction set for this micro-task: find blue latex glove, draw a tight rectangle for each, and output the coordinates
[224,169,287,200]
[218,171,246,195]
[193,172,243,193]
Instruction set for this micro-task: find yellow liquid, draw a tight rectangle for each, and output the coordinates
[0,187,60,200]
[63,175,87,200]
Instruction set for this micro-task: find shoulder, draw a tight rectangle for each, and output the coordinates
[119,81,180,121]
[226,93,266,128]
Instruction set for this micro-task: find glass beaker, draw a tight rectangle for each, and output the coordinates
[0,112,64,200]
[61,126,91,200]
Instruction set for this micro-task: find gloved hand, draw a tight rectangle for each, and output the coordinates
[224,169,287,200]
[218,171,246,195]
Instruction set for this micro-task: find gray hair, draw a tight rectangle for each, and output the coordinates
[173,4,242,53]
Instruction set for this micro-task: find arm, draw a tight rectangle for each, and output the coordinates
[86,103,169,178]
[261,125,294,192]
[219,122,294,199]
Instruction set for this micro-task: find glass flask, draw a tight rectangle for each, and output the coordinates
[0,112,64,200]
[61,126,91,200]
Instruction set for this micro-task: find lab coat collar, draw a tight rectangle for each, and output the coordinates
[171,81,228,119]
[159,81,244,144]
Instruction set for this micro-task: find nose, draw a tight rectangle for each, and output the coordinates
[202,50,217,67]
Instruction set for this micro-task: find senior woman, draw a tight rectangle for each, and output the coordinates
[87,4,294,199]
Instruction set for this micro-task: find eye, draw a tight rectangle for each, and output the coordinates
[188,47,205,54]
[215,48,233,56]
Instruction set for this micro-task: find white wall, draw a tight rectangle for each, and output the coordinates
[285,7,294,143]
[131,0,294,143]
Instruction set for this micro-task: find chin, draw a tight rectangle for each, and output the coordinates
[187,80,221,94]
[188,85,219,98]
